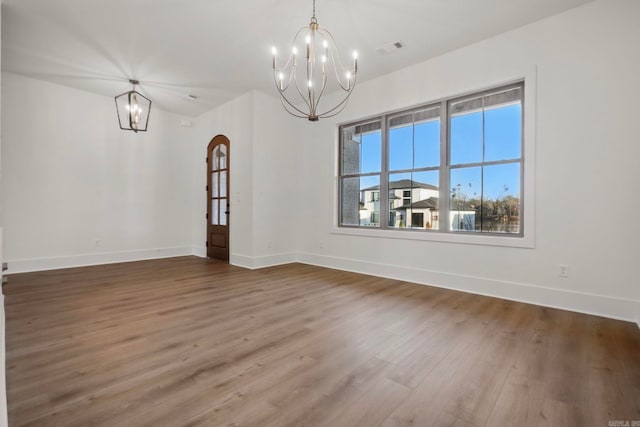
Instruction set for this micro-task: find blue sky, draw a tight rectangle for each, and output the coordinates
[357,103,521,201]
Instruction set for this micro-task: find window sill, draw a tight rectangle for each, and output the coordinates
[331,226,534,249]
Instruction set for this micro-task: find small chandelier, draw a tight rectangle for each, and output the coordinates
[271,0,358,121]
[115,79,152,132]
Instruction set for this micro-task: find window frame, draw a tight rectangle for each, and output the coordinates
[334,73,536,249]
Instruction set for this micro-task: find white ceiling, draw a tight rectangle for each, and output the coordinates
[2,0,594,117]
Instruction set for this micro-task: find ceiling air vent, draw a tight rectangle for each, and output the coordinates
[376,41,404,55]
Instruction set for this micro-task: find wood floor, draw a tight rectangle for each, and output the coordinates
[4,257,640,426]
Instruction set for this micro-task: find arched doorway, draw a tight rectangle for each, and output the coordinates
[207,135,230,261]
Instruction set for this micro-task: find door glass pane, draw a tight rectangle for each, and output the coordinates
[340,175,380,227]
[214,145,227,171]
[220,171,227,198]
[212,147,219,171]
[219,200,227,226]
[450,96,483,165]
[211,199,219,225]
[218,144,227,170]
[212,172,219,197]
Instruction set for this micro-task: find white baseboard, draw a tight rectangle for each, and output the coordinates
[189,249,296,270]
[297,252,640,325]
[4,246,194,274]
[230,252,297,270]
[191,246,207,258]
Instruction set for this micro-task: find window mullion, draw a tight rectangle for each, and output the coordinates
[440,99,450,232]
[380,118,389,229]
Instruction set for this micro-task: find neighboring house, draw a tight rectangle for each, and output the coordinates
[360,179,478,230]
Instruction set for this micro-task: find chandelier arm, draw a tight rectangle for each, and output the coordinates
[307,32,319,116]
[326,43,352,92]
[319,102,349,119]
[313,73,329,112]
[279,96,312,119]
[320,28,356,91]
[274,62,300,92]
[307,55,314,116]
[291,69,314,112]
[317,96,351,119]
[272,25,308,92]
[278,91,314,118]
[316,77,357,117]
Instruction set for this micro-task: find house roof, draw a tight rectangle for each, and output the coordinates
[363,179,438,192]
[392,197,439,211]
[392,197,478,211]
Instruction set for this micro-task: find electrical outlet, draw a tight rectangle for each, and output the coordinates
[559,264,569,278]
[319,241,325,249]
[267,240,273,249]
[95,239,101,248]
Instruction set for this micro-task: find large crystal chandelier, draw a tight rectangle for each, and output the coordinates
[271,0,358,121]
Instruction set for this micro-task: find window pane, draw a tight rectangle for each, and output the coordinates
[450,168,481,231]
[342,122,381,175]
[482,163,520,234]
[341,175,380,227]
[388,172,410,228]
[414,118,440,169]
[388,170,440,229]
[450,97,483,165]
[485,88,522,162]
[412,170,439,230]
[389,121,413,171]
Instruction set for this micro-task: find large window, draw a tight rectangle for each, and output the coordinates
[339,82,524,237]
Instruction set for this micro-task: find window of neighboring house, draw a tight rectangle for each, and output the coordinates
[338,82,524,238]
[370,211,380,225]
[411,212,424,228]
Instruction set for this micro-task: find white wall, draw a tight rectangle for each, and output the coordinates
[1,73,194,273]
[190,90,303,268]
[0,1,9,423]
[294,0,640,323]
